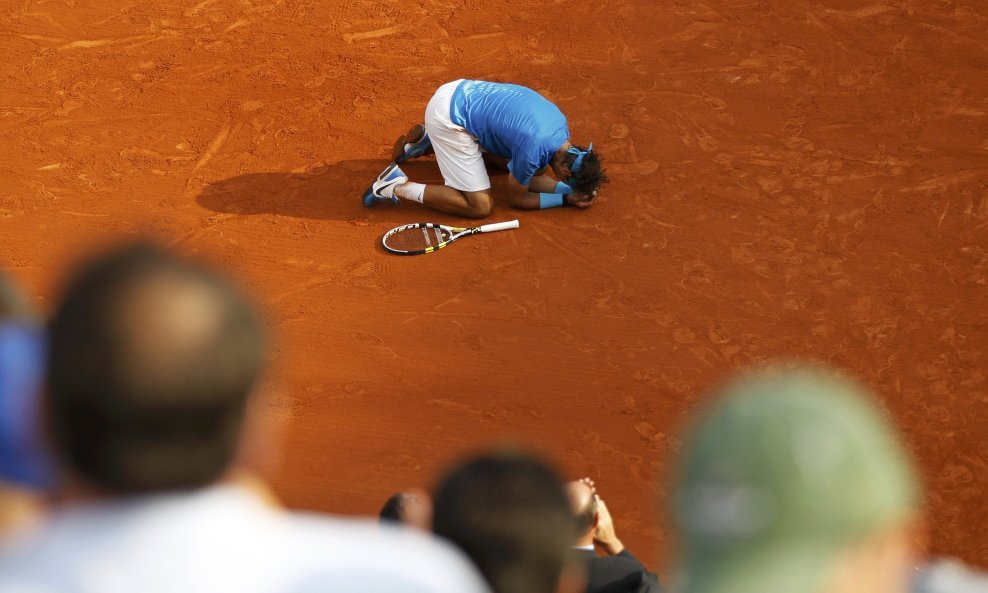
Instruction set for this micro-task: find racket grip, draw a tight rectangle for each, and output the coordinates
[477,220,520,233]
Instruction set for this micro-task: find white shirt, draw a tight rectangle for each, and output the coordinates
[913,559,988,593]
[0,485,490,593]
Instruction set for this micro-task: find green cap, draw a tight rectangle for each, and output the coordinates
[674,367,920,593]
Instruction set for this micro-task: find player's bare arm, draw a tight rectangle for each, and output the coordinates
[509,176,594,210]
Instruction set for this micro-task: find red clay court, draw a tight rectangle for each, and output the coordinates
[2,0,986,569]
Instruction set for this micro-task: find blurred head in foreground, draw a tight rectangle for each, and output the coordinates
[433,450,583,593]
[47,243,264,495]
[673,367,922,593]
[380,489,433,531]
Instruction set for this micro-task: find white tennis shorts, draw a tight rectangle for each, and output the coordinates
[424,80,491,193]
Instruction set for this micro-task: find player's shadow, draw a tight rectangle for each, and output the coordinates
[196,159,439,223]
[196,158,509,224]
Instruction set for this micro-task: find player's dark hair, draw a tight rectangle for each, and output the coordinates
[433,450,579,593]
[564,145,609,198]
[47,242,265,494]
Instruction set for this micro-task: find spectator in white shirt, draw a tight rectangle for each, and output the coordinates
[0,243,489,593]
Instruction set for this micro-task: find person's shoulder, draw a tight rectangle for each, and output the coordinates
[0,495,489,593]
[585,551,647,583]
[0,526,72,591]
[586,551,634,565]
[280,511,459,559]
[278,512,491,593]
[596,551,644,569]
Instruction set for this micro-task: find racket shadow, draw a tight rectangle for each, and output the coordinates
[196,159,444,224]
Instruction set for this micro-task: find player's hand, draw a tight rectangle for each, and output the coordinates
[593,495,624,555]
[566,192,596,208]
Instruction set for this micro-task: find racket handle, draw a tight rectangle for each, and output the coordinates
[477,220,520,233]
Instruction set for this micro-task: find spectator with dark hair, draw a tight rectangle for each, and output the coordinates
[0,271,51,535]
[0,243,489,593]
[433,450,586,593]
[566,478,662,593]
[672,367,923,593]
[380,493,405,522]
[379,488,432,531]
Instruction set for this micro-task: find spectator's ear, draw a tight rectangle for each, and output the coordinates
[592,512,600,529]
[234,385,284,480]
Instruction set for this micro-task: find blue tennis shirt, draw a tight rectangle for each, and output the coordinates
[449,80,570,186]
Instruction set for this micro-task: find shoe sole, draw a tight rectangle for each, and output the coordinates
[361,182,378,207]
[392,124,428,163]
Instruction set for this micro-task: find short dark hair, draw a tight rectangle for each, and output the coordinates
[47,243,265,494]
[564,145,609,198]
[433,451,578,593]
[380,492,406,523]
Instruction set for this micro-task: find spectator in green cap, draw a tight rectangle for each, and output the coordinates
[672,366,923,593]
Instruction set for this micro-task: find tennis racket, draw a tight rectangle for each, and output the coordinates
[382,219,520,255]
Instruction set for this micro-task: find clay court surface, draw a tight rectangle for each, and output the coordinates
[2,0,986,568]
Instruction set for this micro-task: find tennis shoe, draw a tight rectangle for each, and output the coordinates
[362,163,407,207]
[391,123,432,163]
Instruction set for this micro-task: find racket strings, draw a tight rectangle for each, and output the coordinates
[385,226,452,252]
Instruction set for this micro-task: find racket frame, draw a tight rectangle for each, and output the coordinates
[381,219,520,255]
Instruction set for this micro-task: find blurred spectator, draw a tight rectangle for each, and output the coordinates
[379,488,433,530]
[433,450,585,593]
[0,243,489,593]
[565,478,662,593]
[0,272,52,534]
[672,367,923,593]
